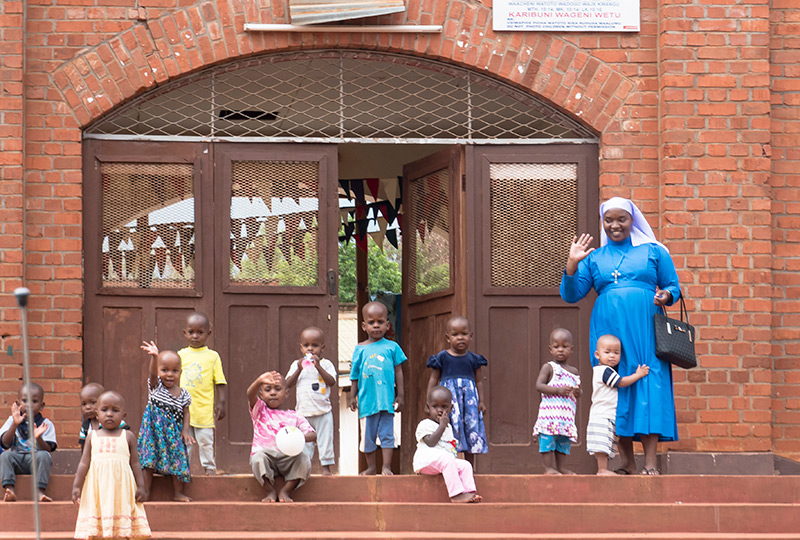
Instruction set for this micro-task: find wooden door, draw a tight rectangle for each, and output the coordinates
[400,147,467,472]
[83,139,214,435]
[212,143,339,472]
[466,144,599,473]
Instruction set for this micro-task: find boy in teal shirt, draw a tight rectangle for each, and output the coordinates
[349,301,406,475]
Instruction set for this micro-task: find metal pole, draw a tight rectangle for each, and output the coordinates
[14,287,41,540]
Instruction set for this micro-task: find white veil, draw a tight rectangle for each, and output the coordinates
[599,197,668,252]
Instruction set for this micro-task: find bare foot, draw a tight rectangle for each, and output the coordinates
[597,469,618,476]
[173,492,192,502]
[38,491,53,502]
[450,492,474,503]
[261,491,278,503]
[560,469,577,475]
[204,468,217,476]
[359,467,377,476]
[278,490,294,502]
[321,465,333,476]
[380,467,393,476]
[543,468,561,476]
[468,493,483,503]
[3,488,16,502]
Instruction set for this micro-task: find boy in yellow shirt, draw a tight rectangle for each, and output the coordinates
[179,312,227,475]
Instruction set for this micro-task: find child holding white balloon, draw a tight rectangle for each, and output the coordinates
[247,371,316,502]
[285,326,337,475]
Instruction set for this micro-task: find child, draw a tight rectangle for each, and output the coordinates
[137,347,194,501]
[413,386,482,503]
[285,326,337,476]
[247,371,316,503]
[349,301,407,475]
[143,312,228,475]
[532,328,581,475]
[587,334,649,475]
[79,383,129,448]
[426,316,488,464]
[0,382,57,502]
[72,391,151,539]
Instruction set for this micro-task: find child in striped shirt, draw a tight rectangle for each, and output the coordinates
[586,334,649,475]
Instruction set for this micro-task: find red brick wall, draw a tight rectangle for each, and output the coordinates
[1,0,797,459]
[770,0,800,460]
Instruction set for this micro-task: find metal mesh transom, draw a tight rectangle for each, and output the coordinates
[230,160,320,287]
[489,163,578,289]
[101,162,196,289]
[408,168,451,297]
[86,51,597,143]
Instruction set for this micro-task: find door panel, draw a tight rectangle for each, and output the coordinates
[467,144,598,473]
[400,146,466,472]
[213,143,339,472]
[84,140,213,436]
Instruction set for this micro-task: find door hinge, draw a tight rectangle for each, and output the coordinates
[327,269,337,296]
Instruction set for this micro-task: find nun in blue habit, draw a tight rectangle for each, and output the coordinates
[560,197,681,476]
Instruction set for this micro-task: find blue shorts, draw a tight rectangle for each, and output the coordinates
[363,411,395,453]
[538,434,571,455]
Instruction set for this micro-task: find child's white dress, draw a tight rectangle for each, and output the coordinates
[74,430,151,539]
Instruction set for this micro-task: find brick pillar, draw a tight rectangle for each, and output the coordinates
[659,0,772,451]
[769,0,800,460]
[0,1,26,401]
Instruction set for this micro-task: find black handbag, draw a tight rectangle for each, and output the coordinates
[654,293,697,369]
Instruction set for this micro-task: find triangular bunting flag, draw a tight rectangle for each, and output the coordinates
[383,177,399,209]
[351,180,365,205]
[370,230,386,253]
[386,229,398,249]
[339,180,352,200]
[366,178,380,200]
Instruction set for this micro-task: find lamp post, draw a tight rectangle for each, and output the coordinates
[14,287,41,540]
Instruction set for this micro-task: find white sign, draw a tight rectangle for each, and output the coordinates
[493,0,640,32]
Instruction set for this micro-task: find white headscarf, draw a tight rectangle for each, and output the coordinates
[599,197,668,252]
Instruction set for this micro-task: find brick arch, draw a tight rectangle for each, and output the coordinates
[52,1,635,134]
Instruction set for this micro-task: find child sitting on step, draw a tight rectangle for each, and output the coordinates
[413,386,482,503]
[248,371,316,503]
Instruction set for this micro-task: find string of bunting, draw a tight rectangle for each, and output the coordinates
[338,177,403,252]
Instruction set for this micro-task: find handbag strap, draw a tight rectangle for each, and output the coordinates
[659,289,689,324]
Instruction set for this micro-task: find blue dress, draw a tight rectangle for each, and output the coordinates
[560,237,681,441]
[427,350,488,453]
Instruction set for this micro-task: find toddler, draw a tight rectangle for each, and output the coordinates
[587,334,649,475]
[413,386,482,503]
[143,312,227,475]
[0,382,57,502]
[532,328,581,475]
[285,326,337,475]
[73,391,151,539]
[79,383,129,448]
[137,347,194,501]
[349,301,407,475]
[426,316,488,464]
[248,371,316,503]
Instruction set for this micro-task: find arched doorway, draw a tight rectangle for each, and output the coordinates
[83,50,599,473]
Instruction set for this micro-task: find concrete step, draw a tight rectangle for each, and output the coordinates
[5,534,800,540]
[12,474,800,503]
[2,501,800,535]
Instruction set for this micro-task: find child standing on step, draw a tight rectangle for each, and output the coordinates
[533,328,581,475]
[426,316,488,465]
[587,334,649,475]
[285,326,337,475]
[137,347,194,501]
[73,391,151,540]
[349,301,407,475]
[141,312,228,475]
[414,386,482,503]
[79,383,129,449]
[248,371,316,503]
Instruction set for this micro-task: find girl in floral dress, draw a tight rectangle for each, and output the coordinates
[138,344,195,501]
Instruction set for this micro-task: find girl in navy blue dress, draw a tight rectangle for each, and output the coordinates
[426,316,488,463]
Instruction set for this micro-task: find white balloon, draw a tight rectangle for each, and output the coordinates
[275,426,305,456]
